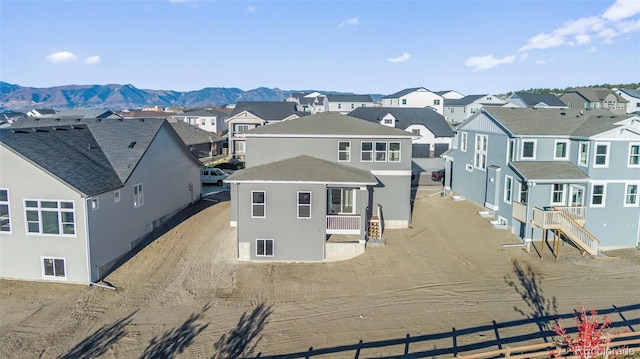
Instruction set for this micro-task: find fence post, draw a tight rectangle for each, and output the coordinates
[354,340,363,359]
[453,327,458,357]
[404,334,410,357]
[305,346,313,359]
[493,320,503,350]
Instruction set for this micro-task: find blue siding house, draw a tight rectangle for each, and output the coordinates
[446,107,640,252]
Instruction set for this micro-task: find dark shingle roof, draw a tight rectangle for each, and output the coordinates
[618,88,640,99]
[325,94,373,103]
[243,112,415,138]
[510,161,589,181]
[181,109,229,117]
[230,101,298,121]
[226,155,377,184]
[444,95,487,106]
[0,125,123,195]
[348,107,454,137]
[383,87,427,99]
[54,109,121,119]
[482,107,634,136]
[514,93,567,107]
[565,88,628,103]
[168,120,222,145]
[33,109,57,115]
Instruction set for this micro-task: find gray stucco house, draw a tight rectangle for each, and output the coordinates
[445,107,640,252]
[0,117,203,284]
[225,112,416,262]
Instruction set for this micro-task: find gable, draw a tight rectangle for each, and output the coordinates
[226,110,265,123]
[592,126,640,140]
[457,112,506,135]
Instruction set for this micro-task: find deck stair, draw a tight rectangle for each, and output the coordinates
[532,207,599,256]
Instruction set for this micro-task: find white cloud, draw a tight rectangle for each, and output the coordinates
[387,52,411,63]
[602,0,640,21]
[46,51,78,63]
[575,34,591,45]
[587,46,598,53]
[519,53,529,62]
[85,55,101,65]
[339,17,358,28]
[247,6,256,13]
[464,54,516,71]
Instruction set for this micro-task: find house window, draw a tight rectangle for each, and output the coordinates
[24,200,75,235]
[201,119,206,126]
[519,182,529,204]
[474,134,488,170]
[90,198,99,210]
[504,176,513,204]
[412,129,420,135]
[0,189,10,233]
[578,142,589,166]
[256,239,274,257]
[361,142,373,162]
[465,163,473,172]
[433,99,440,106]
[114,190,121,203]
[450,108,455,113]
[625,184,639,207]
[507,139,515,162]
[460,132,468,152]
[236,141,246,154]
[521,140,536,159]
[590,183,606,207]
[402,99,407,105]
[42,257,66,280]
[375,142,387,162]
[329,188,354,214]
[251,191,266,218]
[133,184,144,208]
[554,140,569,160]
[350,103,355,109]
[551,184,565,205]
[297,192,311,218]
[629,143,640,167]
[388,142,401,162]
[384,119,393,125]
[338,103,342,109]
[338,141,350,162]
[593,143,609,167]
[235,124,249,134]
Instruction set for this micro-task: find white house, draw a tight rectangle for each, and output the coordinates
[381,87,444,114]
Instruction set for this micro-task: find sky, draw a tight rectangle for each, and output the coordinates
[1,0,639,95]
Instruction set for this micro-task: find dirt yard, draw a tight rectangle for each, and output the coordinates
[1,189,639,358]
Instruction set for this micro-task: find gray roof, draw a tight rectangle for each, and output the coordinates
[0,125,123,196]
[383,87,427,99]
[348,107,454,137]
[243,112,415,138]
[230,101,298,121]
[54,109,121,119]
[444,95,486,106]
[482,107,634,137]
[168,120,222,145]
[10,117,168,183]
[181,109,229,117]
[33,109,57,115]
[564,87,628,103]
[510,161,589,181]
[618,88,640,99]
[434,90,453,96]
[325,94,373,103]
[513,93,567,107]
[226,155,377,184]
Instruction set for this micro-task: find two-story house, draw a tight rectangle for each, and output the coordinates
[444,94,507,125]
[559,88,628,114]
[446,107,640,252]
[507,93,568,108]
[435,90,464,100]
[381,87,444,114]
[614,88,640,114]
[168,119,224,161]
[225,112,416,262]
[1,117,203,284]
[286,92,326,114]
[324,94,374,114]
[54,109,123,120]
[26,109,56,117]
[225,101,302,159]
[170,109,229,135]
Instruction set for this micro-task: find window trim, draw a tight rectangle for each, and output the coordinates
[504,175,513,204]
[235,140,246,154]
[374,141,387,162]
[133,183,144,208]
[251,190,266,218]
[24,199,76,236]
[256,238,274,257]
[628,142,640,168]
[465,163,473,172]
[506,139,515,163]
[297,191,312,219]
[388,142,401,162]
[474,134,488,170]
[460,132,467,152]
[338,141,351,162]
[361,141,373,162]
[521,139,537,159]
[590,182,607,208]
[624,182,639,207]
[593,142,610,168]
[578,142,589,167]
[553,140,569,160]
[90,198,99,211]
[41,256,67,280]
[550,183,566,206]
[114,190,121,203]
[0,188,10,233]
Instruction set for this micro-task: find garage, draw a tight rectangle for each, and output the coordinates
[412,144,431,158]
[433,143,450,158]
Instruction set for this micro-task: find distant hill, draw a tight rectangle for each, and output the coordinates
[0,82,381,111]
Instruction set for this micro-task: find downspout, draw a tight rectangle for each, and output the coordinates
[83,197,92,285]
[502,182,532,249]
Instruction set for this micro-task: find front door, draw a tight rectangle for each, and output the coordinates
[329,188,355,214]
[484,166,501,210]
[570,185,584,206]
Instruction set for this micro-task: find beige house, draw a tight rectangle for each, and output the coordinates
[559,88,628,114]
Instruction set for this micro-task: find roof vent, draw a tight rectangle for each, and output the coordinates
[72,125,84,130]
[12,129,30,134]
[75,118,82,122]
[53,127,68,131]
[55,118,61,122]
[138,118,145,123]
[96,118,102,122]
[35,128,49,133]
[560,112,566,116]
[128,141,137,148]
[597,115,603,118]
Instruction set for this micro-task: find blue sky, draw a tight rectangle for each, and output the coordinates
[1,0,639,95]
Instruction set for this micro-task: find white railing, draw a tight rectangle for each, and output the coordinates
[512,201,527,223]
[553,206,586,223]
[531,207,599,256]
[326,215,361,234]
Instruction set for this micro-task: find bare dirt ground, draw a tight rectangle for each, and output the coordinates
[1,189,639,358]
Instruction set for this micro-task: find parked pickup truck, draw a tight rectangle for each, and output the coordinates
[201,167,229,186]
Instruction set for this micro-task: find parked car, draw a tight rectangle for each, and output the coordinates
[202,167,229,185]
[431,169,445,182]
